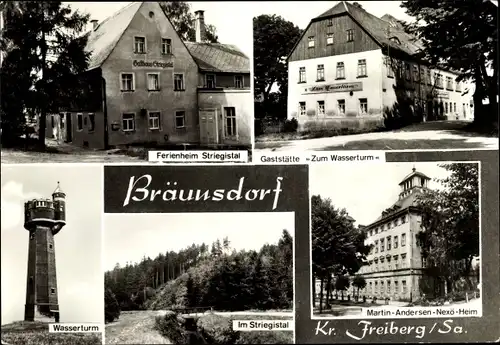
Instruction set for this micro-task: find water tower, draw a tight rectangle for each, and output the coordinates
[24,182,66,322]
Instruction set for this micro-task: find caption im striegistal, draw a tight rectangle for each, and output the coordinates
[123,175,284,210]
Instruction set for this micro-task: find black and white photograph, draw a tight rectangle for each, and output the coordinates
[253,1,498,152]
[309,162,481,319]
[1,165,103,345]
[103,212,294,344]
[1,1,253,164]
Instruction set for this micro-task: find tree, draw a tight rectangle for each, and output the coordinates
[105,288,121,323]
[0,1,91,149]
[334,275,350,300]
[159,1,218,43]
[352,275,367,299]
[253,14,302,109]
[415,163,479,295]
[311,195,370,313]
[401,0,498,125]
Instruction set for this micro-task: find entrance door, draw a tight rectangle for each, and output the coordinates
[199,109,218,146]
[65,113,72,143]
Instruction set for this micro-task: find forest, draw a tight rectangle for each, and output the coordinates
[105,230,293,322]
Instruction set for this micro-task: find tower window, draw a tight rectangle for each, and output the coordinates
[49,244,53,249]
[51,288,56,294]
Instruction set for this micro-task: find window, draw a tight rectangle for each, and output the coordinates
[88,113,95,132]
[387,280,391,293]
[453,102,457,113]
[394,255,399,268]
[234,75,243,88]
[426,70,432,85]
[357,59,367,77]
[174,74,184,91]
[327,33,334,45]
[308,36,315,48]
[327,18,333,26]
[359,98,367,114]
[413,65,419,82]
[317,64,325,81]
[387,236,391,250]
[49,244,53,249]
[299,102,306,116]
[445,102,448,114]
[162,38,172,54]
[375,240,379,253]
[224,107,236,137]
[405,63,411,80]
[336,62,345,79]
[51,288,55,294]
[446,76,453,90]
[338,99,345,115]
[385,57,394,78]
[380,238,385,252]
[394,281,399,293]
[148,111,160,130]
[401,216,406,224]
[122,113,135,132]
[77,113,83,131]
[206,74,216,88]
[346,29,354,42]
[394,235,398,249]
[456,81,462,92]
[402,280,407,294]
[299,67,306,83]
[120,73,134,91]
[317,100,325,115]
[175,110,186,129]
[422,258,427,268]
[134,36,146,53]
[147,73,160,91]
[401,233,406,246]
[420,67,425,83]
[435,73,443,88]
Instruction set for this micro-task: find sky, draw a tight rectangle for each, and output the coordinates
[64,1,414,61]
[1,165,103,325]
[103,212,294,271]
[309,162,464,227]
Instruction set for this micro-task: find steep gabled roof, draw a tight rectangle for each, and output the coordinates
[85,2,142,70]
[184,42,250,73]
[84,2,248,74]
[288,1,424,61]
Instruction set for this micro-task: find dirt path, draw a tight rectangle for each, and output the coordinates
[105,311,170,344]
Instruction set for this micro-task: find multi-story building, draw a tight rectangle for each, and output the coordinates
[44,2,251,149]
[287,1,475,132]
[351,167,479,302]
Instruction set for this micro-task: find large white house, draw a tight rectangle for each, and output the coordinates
[287,1,475,132]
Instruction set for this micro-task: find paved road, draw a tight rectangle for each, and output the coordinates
[256,121,498,151]
[105,311,170,344]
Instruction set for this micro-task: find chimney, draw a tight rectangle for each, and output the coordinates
[194,10,206,42]
[91,19,98,31]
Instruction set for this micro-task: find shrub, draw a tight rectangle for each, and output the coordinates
[104,289,120,323]
[254,119,264,136]
[197,314,237,344]
[283,118,298,133]
[235,331,293,344]
[154,311,187,344]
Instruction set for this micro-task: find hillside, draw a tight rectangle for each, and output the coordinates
[1,321,101,345]
[105,231,293,316]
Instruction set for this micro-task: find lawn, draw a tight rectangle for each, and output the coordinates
[1,321,102,345]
